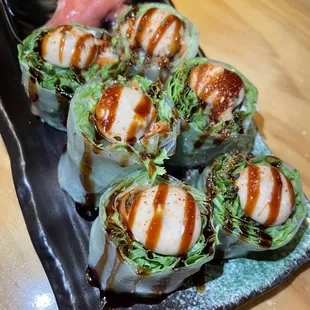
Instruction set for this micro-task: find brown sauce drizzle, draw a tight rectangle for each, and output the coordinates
[58,25,72,63]
[70,33,94,68]
[194,131,210,149]
[54,79,72,127]
[28,77,38,102]
[196,284,206,293]
[95,84,123,136]
[256,228,273,248]
[126,95,152,144]
[244,165,261,217]
[40,26,62,57]
[145,184,169,251]
[178,192,196,255]
[148,159,156,178]
[191,269,206,293]
[181,120,190,131]
[76,138,98,221]
[265,167,283,226]
[146,14,182,56]
[190,64,243,121]
[86,265,165,308]
[127,194,143,230]
[135,8,157,47]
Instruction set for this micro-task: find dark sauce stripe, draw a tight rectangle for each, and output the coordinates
[58,25,72,63]
[148,159,156,178]
[126,95,152,144]
[146,14,182,55]
[178,192,196,255]
[127,194,142,230]
[265,167,283,226]
[96,85,123,134]
[79,138,93,193]
[194,131,210,149]
[70,33,94,68]
[209,69,243,120]
[28,77,38,102]
[244,165,261,217]
[40,25,62,57]
[135,8,157,45]
[190,64,243,121]
[145,184,169,251]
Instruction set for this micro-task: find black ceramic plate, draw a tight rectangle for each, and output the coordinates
[1,1,309,309]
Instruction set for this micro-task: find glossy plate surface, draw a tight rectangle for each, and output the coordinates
[0,0,309,309]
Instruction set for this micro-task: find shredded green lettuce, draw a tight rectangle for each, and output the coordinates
[71,75,180,180]
[115,4,199,68]
[18,23,124,97]
[166,57,258,135]
[100,172,216,273]
[203,153,307,248]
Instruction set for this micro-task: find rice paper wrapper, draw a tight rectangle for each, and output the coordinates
[88,217,209,296]
[58,101,143,203]
[21,69,69,131]
[169,121,257,168]
[166,58,258,168]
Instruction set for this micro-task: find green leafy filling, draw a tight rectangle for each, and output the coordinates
[100,172,215,273]
[72,75,178,180]
[17,24,123,96]
[167,58,258,136]
[207,153,307,248]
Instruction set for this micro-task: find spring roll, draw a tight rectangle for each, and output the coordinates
[166,58,258,168]
[18,23,125,131]
[88,171,216,296]
[114,3,199,81]
[58,76,180,216]
[193,152,308,258]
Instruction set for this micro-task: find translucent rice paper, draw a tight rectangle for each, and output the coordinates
[166,58,258,168]
[192,154,308,259]
[58,78,179,204]
[18,24,123,131]
[88,172,216,295]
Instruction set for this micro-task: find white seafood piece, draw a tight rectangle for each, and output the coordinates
[95,85,156,143]
[188,63,245,121]
[235,164,295,226]
[125,184,201,255]
[121,8,184,58]
[41,25,98,69]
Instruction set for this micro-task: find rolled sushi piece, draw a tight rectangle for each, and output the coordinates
[166,58,258,168]
[18,23,125,131]
[58,75,180,217]
[193,152,308,258]
[114,3,199,81]
[88,171,216,296]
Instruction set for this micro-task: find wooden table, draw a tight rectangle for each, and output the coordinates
[0,0,309,309]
